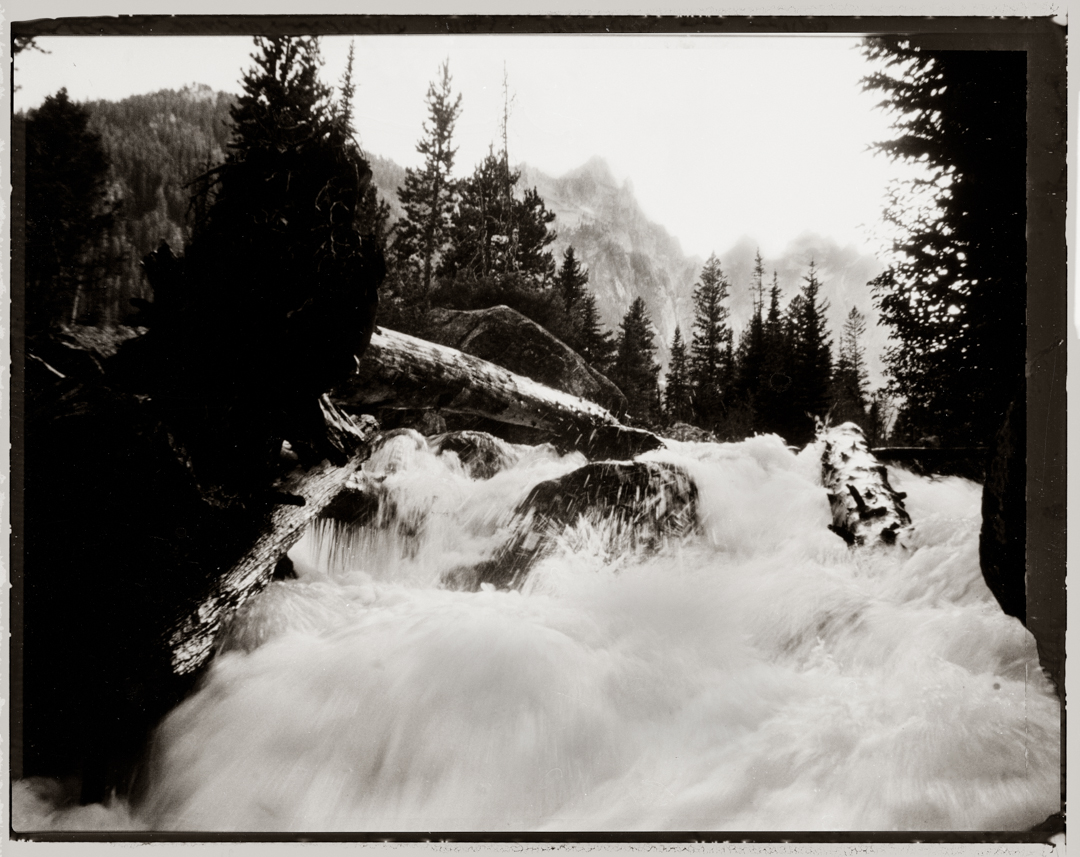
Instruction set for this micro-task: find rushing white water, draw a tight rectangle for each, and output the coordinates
[15,432,1060,833]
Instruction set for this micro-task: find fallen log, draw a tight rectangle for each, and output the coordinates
[334,327,663,461]
[820,422,912,547]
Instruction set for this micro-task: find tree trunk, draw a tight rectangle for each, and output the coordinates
[335,327,663,461]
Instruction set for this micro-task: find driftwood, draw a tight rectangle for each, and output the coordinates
[820,422,912,547]
[335,327,664,461]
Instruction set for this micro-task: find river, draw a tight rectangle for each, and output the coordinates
[13,431,1060,832]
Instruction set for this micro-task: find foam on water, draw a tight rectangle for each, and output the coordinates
[14,434,1060,833]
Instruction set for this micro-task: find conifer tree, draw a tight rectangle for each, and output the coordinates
[578,292,616,373]
[862,40,1026,445]
[789,261,834,443]
[689,253,733,428]
[832,306,870,424]
[664,326,693,424]
[25,88,115,334]
[439,145,556,288]
[557,246,589,311]
[393,60,462,297]
[611,297,661,424]
[734,249,768,409]
[136,34,385,488]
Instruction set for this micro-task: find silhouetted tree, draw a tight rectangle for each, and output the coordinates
[664,326,693,424]
[689,253,733,428]
[24,88,115,335]
[863,39,1026,445]
[789,261,833,443]
[611,297,660,424]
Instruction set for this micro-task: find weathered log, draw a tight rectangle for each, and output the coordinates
[167,404,378,675]
[820,422,912,547]
[334,327,663,461]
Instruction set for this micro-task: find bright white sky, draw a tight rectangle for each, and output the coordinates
[14,34,911,260]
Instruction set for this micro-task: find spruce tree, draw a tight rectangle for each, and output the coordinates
[789,261,834,443]
[664,326,693,425]
[862,40,1026,445]
[578,292,616,373]
[734,249,768,412]
[25,88,115,334]
[689,253,733,428]
[133,34,385,493]
[557,246,589,311]
[393,59,462,297]
[611,297,661,425]
[832,306,870,425]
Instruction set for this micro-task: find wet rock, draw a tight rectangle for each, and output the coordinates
[430,431,520,480]
[445,460,698,591]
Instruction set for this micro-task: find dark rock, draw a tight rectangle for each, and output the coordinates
[444,460,698,591]
[424,305,627,415]
[430,431,519,480]
[979,398,1026,624]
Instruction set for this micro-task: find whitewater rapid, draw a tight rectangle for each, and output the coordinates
[14,432,1060,832]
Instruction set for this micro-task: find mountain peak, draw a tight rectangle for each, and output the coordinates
[567,156,617,186]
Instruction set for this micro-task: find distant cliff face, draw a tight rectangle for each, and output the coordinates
[518,157,700,369]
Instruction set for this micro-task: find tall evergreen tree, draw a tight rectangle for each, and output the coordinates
[578,292,616,373]
[689,253,733,428]
[862,40,1026,445]
[789,261,834,443]
[557,246,589,311]
[135,34,385,490]
[439,145,556,288]
[832,306,870,424]
[24,88,116,335]
[393,60,462,297]
[664,326,693,425]
[611,297,661,425]
[734,249,768,408]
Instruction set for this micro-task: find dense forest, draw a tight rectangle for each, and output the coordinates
[20,36,1025,452]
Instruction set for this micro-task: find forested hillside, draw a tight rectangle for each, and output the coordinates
[81,84,236,324]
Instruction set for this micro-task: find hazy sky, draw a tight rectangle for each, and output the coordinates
[14,33,914,260]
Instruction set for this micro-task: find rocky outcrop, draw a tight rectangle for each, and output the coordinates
[423,305,627,415]
[444,460,699,591]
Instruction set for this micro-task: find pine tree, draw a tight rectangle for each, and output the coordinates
[689,253,733,428]
[611,297,660,425]
[734,249,768,414]
[664,326,693,425]
[393,59,462,298]
[557,246,589,311]
[25,88,115,335]
[862,40,1026,445]
[789,261,834,443]
[439,146,556,289]
[832,306,870,425]
[136,34,385,490]
[578,292,616,373]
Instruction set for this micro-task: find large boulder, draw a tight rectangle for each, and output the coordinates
[444,460,699,591]
[423,305,627,415]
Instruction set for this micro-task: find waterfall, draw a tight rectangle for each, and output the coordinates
[14,432,1060,832]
